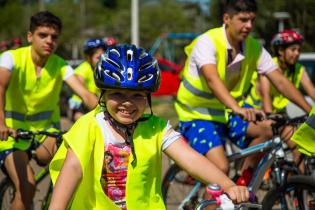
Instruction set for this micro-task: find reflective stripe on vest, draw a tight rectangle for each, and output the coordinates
[183,78,215,99]
[176,99,225,116]
[183,78,244,102]
[5,111,53,121]
[306,115,315,129]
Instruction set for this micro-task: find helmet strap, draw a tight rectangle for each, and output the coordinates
[99,90,153,166]
[104,111,138,166]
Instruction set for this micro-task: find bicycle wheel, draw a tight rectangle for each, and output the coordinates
[0,177,15,210]
[162,164,205,210]
[262,175,315,210]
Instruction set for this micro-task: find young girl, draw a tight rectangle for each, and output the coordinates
[246,29,315,113]
[245,30,315,169]
[48,44,249,210]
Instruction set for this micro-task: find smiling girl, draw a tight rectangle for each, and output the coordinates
[48,45,249,210]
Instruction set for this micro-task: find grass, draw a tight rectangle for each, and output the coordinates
[151,96,179,127]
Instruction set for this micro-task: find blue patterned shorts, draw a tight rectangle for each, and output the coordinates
[179,110,251,155]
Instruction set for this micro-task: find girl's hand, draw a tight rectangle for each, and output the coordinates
[225,185,249,203]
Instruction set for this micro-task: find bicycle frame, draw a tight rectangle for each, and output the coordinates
[34,166,50,184]
[173,135,283,208]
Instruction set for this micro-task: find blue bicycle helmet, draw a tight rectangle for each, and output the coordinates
[94,44,160,92]
[83,38,107,53]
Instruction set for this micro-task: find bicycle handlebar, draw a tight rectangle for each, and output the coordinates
[195,194,262,210]
[265,113,307,131]
[16,129,63,141]
[196,184,262,210]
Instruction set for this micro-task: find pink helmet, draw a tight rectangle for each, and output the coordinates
[271,29,304,47]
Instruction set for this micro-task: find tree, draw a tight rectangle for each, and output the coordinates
[210,0,315,52]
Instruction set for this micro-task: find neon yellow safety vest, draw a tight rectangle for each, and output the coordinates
[245,57,304,112]
[292,105,315,156]
[70,61,100,104]
[175,26,261,123]
[0,46,68,151]
[243,72,262,109]
[50,107,167,210]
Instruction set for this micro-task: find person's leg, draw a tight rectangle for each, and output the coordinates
[280,125,304,172]
[35,136,58,165]
[242,120,273,170]
[179,120,229,173]
[4,150,35,210]
[227,108,273,172]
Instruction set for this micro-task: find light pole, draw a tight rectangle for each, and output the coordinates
[273,12,291,32]
[131,0,139,46]
[39,0,45,10]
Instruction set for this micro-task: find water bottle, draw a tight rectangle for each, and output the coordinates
[236,167,253,186]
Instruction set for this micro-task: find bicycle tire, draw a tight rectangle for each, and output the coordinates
[0,177,15,210]
[262,175,315,210]
[162,164,205,210]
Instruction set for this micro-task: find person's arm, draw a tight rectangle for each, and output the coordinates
[49,148,82,210]
[266,69,311,113]
[259,75,273,113]
[300,70,315,102]
[164,138,249,203]
[201,64,264,121]
[76,74,85,85]
[65,75,98,110]
[0,67,16,140]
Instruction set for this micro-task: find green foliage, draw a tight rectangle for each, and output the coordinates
[210,0,315,52]
[140,0,194,49]
[0,0,29,41]
[9,0,315,59]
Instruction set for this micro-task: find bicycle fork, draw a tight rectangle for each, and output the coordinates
[178,181,202,210]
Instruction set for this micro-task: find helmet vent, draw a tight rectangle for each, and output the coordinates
[127,67,133,80]
[138,74,153,83]
[140,62,153,71]
[139,51,147,59]
[105,69,121,81]
[127,49,133,61]
[105,58,120,68]
[110,49,120,57]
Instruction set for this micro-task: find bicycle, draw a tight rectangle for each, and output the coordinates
[0,129,63,210]
[162,114,315,210]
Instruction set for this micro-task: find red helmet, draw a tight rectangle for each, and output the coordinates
[0,41,7,47]
[103,36,117,46]
[271,29,304,47]
[0,41,8,50]
[11,37,22,45]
